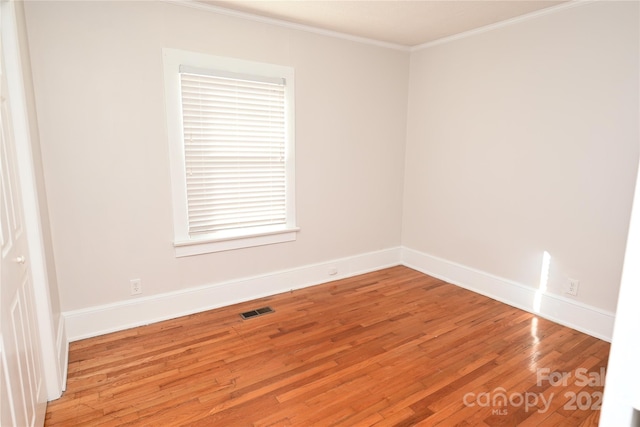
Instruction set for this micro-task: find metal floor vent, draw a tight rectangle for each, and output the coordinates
[240,306,274,320]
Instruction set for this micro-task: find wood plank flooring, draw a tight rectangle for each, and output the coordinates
[45,266,609,426]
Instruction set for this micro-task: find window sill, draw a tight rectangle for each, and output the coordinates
[173,226,300,257]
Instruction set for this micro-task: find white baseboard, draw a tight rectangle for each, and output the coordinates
[63,245,615,343]
[63,247,403,341]
[401,247,615,342]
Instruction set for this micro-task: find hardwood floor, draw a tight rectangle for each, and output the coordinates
[45,266,609,426]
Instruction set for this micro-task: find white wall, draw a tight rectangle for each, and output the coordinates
[403,1,639,314]
[23,1,409,312]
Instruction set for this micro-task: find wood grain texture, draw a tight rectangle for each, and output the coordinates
[45,266,608,426]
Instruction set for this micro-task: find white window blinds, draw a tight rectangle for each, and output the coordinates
[179,67,288,237]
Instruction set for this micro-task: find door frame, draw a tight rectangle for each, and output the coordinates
[1,0,66,400]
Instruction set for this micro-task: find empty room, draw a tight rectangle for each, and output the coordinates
[1,0,639,425]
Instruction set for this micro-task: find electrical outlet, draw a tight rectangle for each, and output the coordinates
[130,278,142,295]
[566,278,579,296]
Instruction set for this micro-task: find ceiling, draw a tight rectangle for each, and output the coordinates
[201,0,569,47]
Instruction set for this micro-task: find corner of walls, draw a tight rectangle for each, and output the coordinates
[63,247,403,342]
[401,247,615,342]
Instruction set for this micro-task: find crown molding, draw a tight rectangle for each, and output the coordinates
[411,0,595,52]
[162,0,411,52]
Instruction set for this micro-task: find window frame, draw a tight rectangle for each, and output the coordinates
[163,48,298,257]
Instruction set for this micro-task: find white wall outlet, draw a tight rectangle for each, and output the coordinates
[566,278,579,296]
[130,278,142,295]
[328,266,338,276]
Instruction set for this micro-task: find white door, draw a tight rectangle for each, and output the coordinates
[0,4,47,424]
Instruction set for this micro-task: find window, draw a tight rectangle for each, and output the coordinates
[163,49,298,257]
